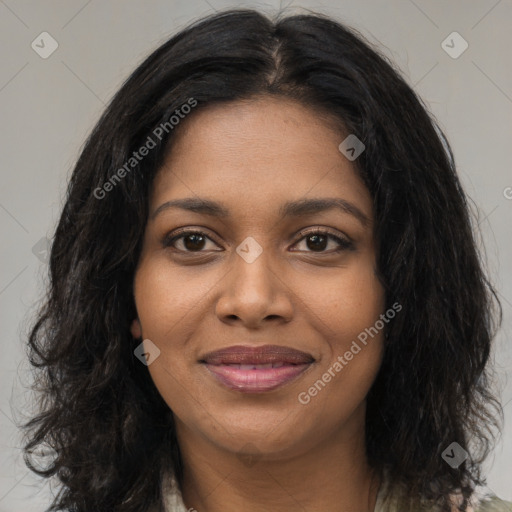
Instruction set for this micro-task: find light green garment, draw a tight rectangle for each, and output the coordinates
[159,471,512,512]
[374,472,512,512]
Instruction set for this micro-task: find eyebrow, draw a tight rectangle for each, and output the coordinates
[151,197,370,228]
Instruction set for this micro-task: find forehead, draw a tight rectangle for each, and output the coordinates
[151,96,372,222]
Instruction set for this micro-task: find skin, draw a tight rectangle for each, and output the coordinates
[131,95,386,512]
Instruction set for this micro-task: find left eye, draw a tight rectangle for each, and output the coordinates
[292,229,353,253]
[162,229,352,253]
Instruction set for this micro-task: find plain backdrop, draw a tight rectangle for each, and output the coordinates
[1,0,511,510]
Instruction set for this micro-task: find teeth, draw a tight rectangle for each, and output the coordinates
[239,364,257,370]
[225,363,288,369]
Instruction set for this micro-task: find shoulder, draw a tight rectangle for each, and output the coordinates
[160,470,189,512]
[450,485,512,512]
[468,494,512,512]
[376,474,512,512]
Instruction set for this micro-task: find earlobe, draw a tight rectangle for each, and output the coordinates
[130,318,142,339]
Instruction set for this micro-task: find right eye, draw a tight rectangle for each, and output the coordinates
[162,229,223,253]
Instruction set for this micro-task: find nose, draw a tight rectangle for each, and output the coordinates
[215,247,294,329]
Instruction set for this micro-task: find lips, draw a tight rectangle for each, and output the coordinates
[200,345,315,393]
[200,344,315,365]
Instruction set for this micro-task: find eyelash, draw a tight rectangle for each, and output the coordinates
[162,228,353,255]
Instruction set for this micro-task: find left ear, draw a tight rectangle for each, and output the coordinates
[130,318,142,339]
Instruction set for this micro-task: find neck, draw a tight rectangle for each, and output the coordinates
[174,404,381,512]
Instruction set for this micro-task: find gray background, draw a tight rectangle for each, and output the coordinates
[1,0,511,509]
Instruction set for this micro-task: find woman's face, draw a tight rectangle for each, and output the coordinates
[131,96,385,460]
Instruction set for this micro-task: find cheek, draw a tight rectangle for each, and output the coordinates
[335,268,385,341]
[298,258,385,348]
[132,260,216,409]
[133,258,214,338]
[295,260,385,403]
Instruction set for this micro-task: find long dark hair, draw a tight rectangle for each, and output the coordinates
[20,7,503,511]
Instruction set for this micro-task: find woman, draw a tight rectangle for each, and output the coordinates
[21,8,512,512]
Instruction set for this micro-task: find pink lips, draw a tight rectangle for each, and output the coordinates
[200,345,314,393]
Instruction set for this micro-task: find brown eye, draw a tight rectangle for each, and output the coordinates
[292,229,353,253]
[181,233,206,251]
[305,233,328,251]
[162,230,221,252]
[162,228,353,256]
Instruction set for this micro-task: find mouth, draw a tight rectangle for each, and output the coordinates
[199,344,315,393]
